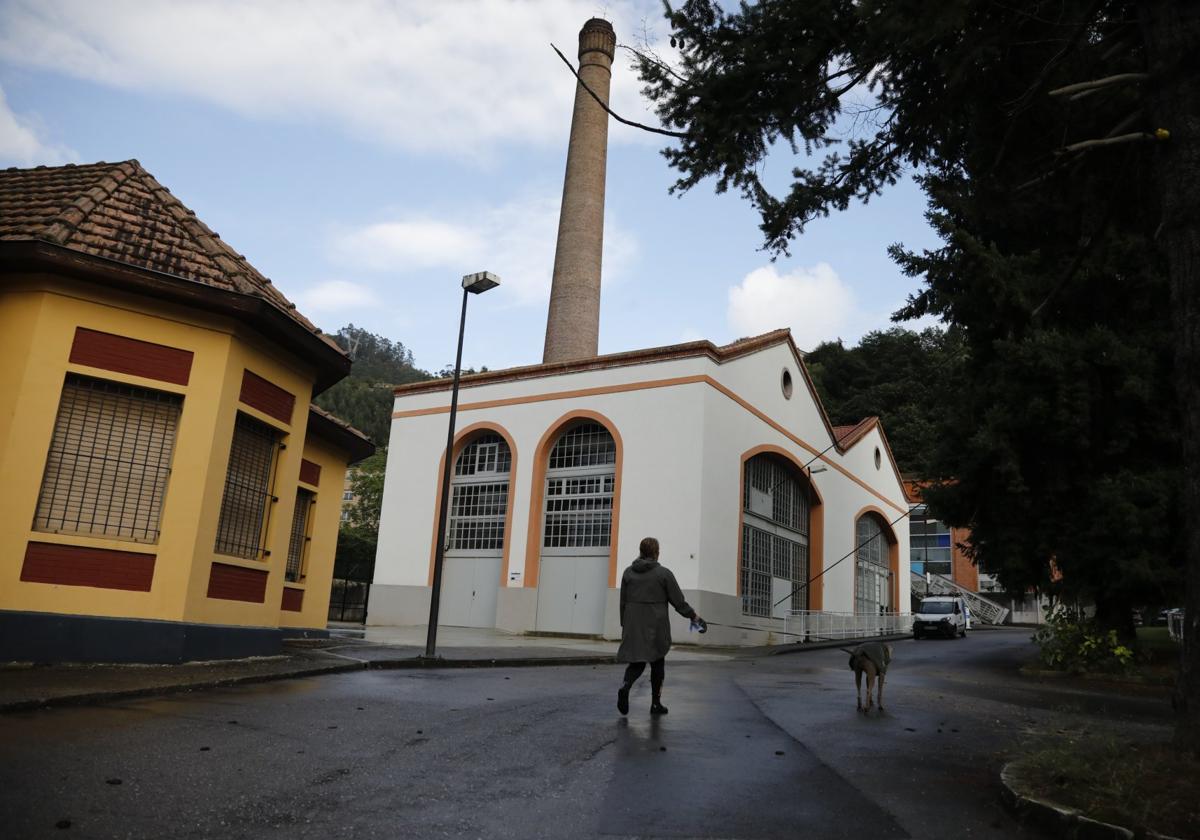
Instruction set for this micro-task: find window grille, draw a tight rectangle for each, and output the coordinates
[455,433,512,476]
[285,489,314,582]
[743,455,808,534]
[855,514,892,613]
[214,413,279,559]
[542,423,616,551]
[908,503,953,576]
[547,422,615,470]
[33,374,182,543]
[447,433,511,553]
[741,454,810,616]
[741,524,808,617]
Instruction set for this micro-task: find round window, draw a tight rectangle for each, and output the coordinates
[874,446,882,469]
[781,368,794,399]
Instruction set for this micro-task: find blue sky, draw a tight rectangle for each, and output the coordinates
[0,0,939,373]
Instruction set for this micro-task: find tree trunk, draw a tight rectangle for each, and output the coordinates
[1141,0,1200,755]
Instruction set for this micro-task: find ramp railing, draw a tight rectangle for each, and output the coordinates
[781,610,912,642]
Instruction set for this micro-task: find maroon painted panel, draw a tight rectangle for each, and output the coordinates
[206,562,268,603]
[238,370,295,424]
[281,587,304,612]
[21,541,156,592]
[70,327,193,385]
[298,458,321,487]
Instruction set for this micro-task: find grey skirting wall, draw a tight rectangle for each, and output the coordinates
[0,610,328,664]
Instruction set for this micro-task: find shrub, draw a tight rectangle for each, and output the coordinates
[1032,605,1134,674]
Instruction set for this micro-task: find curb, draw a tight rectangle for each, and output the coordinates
[999,761,1183,840]
[0,660,362,714]
[0,652,624,712]
[1017,665,1174,687]
[765,633,912,656]
[365,655,616,670]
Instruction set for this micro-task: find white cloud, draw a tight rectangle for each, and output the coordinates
[727,263,860,349]
[333,190,638,306]
[295,279,380,315]
[0,0,668,158]
[0,84,76,166]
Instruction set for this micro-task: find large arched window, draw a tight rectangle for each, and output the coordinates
[741,454,810,617]
[542,421,616,552]
[447,432,511,553]
[855,513,893,614]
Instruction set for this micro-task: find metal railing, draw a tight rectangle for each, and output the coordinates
[782,610,913,642]
[1168,609,1185,647]
[911,571,1010,625]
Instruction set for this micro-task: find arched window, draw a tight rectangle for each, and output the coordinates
[542,422,616,551]
[855,514,893,614]
[741,454,810,617]
[447,432,511,553]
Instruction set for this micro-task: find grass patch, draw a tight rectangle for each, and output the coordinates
[1020,737,1200,838]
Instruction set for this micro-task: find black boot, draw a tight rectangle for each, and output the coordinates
[617,682,631,715]
[650,683,668,715]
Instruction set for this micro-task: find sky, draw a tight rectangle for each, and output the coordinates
[0,0,941,374]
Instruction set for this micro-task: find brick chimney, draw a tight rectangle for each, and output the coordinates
[542,18,616,363]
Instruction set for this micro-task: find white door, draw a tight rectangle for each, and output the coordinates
[441,433,512,629]
[535,556,576,632]
[438,557,475,628]
[536,421,617,636]
[571,556,609,634]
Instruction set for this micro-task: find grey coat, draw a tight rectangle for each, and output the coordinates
[617,556,696,663]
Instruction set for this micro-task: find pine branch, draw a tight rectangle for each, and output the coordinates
[1059,130,1163,154]
[1048,72,1149,97]
[551,43,687,139]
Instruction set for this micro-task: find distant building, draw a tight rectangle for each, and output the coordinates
[903,480,978,591]
[371,19,911,646]
[372,332,912,646]
[0,160,374,663]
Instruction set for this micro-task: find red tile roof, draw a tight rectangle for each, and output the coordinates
[0,160,336,350]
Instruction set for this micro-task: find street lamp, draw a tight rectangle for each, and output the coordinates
[423,271,500,659]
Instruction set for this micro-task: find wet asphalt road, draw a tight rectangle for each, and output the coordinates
[0,628,1173,840]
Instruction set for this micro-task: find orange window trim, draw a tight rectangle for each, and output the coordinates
[394,373,905,515]
[522,409,624,591]
[735,445,824,611]
[851,506,901,612]
[426,422,519,590]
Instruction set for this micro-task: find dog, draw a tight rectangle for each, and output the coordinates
[842,641,892,713]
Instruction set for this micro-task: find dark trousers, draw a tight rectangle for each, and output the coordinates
[623,658,665,691]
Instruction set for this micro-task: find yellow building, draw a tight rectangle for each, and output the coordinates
[0,160,374,663]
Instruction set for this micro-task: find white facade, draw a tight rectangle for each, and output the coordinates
[370,332,911,646]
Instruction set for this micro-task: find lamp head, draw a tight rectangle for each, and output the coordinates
[462,271,500,294]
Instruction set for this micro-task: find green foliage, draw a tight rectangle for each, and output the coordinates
[333,448,387,580]
[314,324,434,446]
[639,0,1184,635]
[334,527,376,581]
[344,449,386,537]
[1033,606,1134,674]
[804,326,966,475]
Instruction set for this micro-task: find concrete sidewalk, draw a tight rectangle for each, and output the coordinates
[0,624,735,712]
[4,621,950,713]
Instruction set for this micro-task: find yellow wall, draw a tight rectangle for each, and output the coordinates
[278,437,349,629]
[0,276,351,633]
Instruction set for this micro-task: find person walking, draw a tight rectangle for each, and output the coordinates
[616,537,702,715]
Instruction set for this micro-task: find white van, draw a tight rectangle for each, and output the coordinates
[913,595,969,639]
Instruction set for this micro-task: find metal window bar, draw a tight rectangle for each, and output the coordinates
[542,423,616,550]
[741,523,810,617]
[285,489,314,582]
[454,433,511,477]
[214,413,280,559]
[33,374,182,543]
[547,422,615,470]
[743,454,809,534]
[447,482,509,550]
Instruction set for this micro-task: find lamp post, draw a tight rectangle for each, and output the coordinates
[423,271,500,659]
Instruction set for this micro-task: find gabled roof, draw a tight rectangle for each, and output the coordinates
[307,404,376,464]
[0,160,350,390]
[832,418,877,448]
[394,328,795,397]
